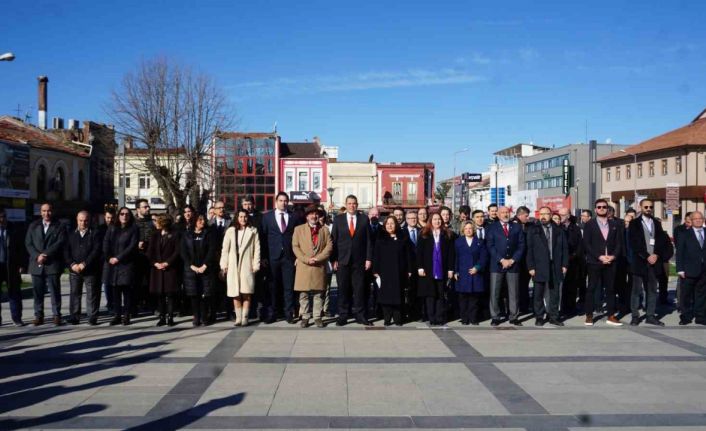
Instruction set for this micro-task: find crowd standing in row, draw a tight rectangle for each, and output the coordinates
[1,192,704,329]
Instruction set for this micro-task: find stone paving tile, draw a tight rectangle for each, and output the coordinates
[457,328,699,357]
[268,364,348,416]
[497,362,706,415]
[570,428,706,431]
[651,328,706,349]
[234,331,298,357]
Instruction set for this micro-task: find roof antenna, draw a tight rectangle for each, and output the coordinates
[272,121,278,133]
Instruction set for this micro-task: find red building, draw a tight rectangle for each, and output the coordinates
[279,139,328,206]
[376,162,435,210]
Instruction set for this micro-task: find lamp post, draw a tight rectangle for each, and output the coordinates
[620,149,638,210]
[0,52,15,62]
[452,148,469,214]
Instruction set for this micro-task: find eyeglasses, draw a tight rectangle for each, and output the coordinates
[642,206,653,209]
[596,205,608,209]
[119,212,130,216]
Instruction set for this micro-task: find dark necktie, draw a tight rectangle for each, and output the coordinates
[280,213,287,233]
[502,223,509,237]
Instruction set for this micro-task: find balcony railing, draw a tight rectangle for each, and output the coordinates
[381,197,426,207]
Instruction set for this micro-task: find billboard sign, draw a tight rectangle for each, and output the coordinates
[0,140,30,199]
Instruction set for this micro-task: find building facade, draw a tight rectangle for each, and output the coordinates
[376,162,434,210]
[599,109,706,234]
[213,132,279,212]
[519,141,627,214]
[279,140,328,206]
[328,162,377,211]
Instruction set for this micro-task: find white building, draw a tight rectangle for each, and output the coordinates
[328,161,377,210]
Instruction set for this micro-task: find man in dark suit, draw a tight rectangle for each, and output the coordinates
[527,207,568,327]
[0,208,26,326]
[674,212,692,313]
[512,206,532,314]
[25,202,67,326]
[582,199,624,326]
[331,194,373,326]
[676,211,706,325]
[65,210,103,325]
[400,210,421,321]
[628,199,673,326]
[261,192,302,323]
[486,206,526,326]
[558,208,584,317]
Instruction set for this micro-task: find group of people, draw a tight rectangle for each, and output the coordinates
[1,192,704,329]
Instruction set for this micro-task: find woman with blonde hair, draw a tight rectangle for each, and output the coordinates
[220,209,261,326]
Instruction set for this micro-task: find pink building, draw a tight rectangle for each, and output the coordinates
[279,140,328,206]
[376,162,435,211]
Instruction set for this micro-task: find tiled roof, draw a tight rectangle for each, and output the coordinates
[280,142,323,159]
[0,116,90,157]
[599,112,706,162]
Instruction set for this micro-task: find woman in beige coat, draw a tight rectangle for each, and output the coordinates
[220,209,261,326]
[292,205,333,328]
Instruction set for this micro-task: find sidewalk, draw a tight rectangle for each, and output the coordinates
[0,278,705,430]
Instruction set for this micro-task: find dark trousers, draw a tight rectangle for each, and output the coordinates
[680,274,706,323]
[561,258,582,315]
[382,305,402,325]
[112,285,132,318]
[192,295,216,324]
[103,282,113,311]
[534,273,560,321]
[586,264,617,316]
[405,274,421,321]
[458,292,481,324]
[69,273,100,320]
[490,272,519,320]
[614,262,632,315]
[632,267,658,318]
[156,293,174,317]
[0,266,22,322]
[424,279,447,325]
[336,262,367,320]
[518,267,531,313]
[658,264,669,304]
[268,257,296,319]
[134,253,152,314]
[32,273,61,318]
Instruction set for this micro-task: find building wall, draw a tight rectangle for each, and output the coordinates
[519,143,628,212]
[600,147,706,234]
[31,148,89,202]
[280,158,328,203]
[377,164,431,207]
[328,162,377,210]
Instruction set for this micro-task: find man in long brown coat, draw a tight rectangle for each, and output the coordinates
[292,205,333,328]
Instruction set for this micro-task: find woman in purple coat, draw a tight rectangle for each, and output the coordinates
[454,221,488,325]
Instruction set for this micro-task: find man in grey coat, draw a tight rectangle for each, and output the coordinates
[25,202,67,326]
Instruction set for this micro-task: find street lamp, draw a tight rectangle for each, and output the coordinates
[452,148,469,214]
[620,149,638,210]
[0,52,15,62]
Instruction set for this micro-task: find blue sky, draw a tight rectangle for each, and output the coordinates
[2,0,705,179]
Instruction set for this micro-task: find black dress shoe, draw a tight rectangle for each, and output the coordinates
[109,317,121,326]
[167,316,175,326]
[491,319,500,327]
[357,319,373,326]
[511,319,523,327]
[471,321,479,326]
[645,316,665,327]
[336,318,347,326]
[535,318,544,327]
[88,318,98,326]
[679,319,690,326]
[547,319,564,327]
[630,317,640,326]
[122,317,131,326]
[156,316,166,327]
[68,317,80,325]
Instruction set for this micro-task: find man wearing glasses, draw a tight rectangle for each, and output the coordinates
[209,201,232,321]
[582,199,624,326]
[628,199,673,326]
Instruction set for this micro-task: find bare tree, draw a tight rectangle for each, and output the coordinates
[109,57,234,209]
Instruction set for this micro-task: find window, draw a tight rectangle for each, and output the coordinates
[298,171,308,191]
[676,156,682,174]
[119,174,131,188]
[312,170,322,192]
[648,161,655,177]
[626,165,631,179]
[138,174,150,189]
[616,166,621,181]
[408,182,418,202]
[661,159,668,176]
[392,182,402,199]
[606,168,611,182]
[285,170,294,191]
[53,167,65,200]
[637,163,643,178]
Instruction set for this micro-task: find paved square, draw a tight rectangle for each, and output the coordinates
[2,282,706,430]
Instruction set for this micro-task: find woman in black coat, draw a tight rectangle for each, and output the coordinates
[373,216,412,326]
[147,214,182,327]
[103,207,139,326]
[181,214,217,326]
[416,212,455,326]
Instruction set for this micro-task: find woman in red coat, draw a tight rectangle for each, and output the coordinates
[147,214,182,326]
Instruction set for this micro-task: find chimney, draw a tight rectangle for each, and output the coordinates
[37,76,48,129]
